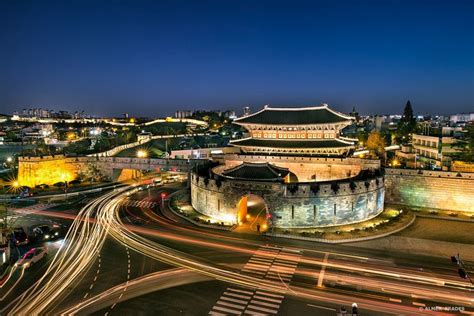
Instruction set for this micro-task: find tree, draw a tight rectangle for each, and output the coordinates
[366,131,386,158]
[77,162,103,183]
[461,123,474,162]
[396,100,417,144]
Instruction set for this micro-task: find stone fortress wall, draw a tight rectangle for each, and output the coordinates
[385,168,474,212]
[191,173,385,228]
[18,155,203,187]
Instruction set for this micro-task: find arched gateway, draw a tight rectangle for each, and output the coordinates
[237,194,269,233]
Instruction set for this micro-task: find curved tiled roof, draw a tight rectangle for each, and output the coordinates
[222,162,289,181]
[234,104,352,125]
[229,138,354,149]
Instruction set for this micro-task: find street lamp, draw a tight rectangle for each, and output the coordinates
[137,149,148,158]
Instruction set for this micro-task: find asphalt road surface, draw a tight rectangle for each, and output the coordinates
[1,183,472,315]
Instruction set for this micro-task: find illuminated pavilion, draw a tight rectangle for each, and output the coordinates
[230,104,355,156]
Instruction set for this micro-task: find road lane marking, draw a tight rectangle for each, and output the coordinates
[317,253,329,288]
[307,303,336,311]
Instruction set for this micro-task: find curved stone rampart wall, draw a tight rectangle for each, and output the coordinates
[191,174,385,228]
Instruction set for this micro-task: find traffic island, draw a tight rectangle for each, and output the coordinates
[266,207,416,243]
[169,190,235,231]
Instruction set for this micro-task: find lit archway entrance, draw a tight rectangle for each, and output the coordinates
[236,194,269,233]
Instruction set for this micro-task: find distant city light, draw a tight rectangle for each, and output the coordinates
[89,129,101,136]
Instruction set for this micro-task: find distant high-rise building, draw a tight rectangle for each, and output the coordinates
[375,115,384,131]
[222,110,236,119]
[243,106,251,116]
[175,110,193,119]
[450,113,474,123]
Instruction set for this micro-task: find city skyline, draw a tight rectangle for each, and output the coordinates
[1,0,473,117]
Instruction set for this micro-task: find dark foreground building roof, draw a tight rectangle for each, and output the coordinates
[222,162,290,181]
[233,104,352,125]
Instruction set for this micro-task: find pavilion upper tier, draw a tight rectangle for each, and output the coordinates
[230,104,355,156]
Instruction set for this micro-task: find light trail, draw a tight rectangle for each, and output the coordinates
[61,268,211,315]
[8,188,129,315]
[105,195,450,315]
[6,186,471,315]
[0,266,25,301]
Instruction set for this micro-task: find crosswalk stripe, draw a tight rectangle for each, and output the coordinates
[244,264,269,271]
[221,296,249,305]
[209,311,226,316]
[255,291,284,300]
[210,245,300,316]
[216,300,245,310]
[272,262,296,268]
[246,304,278,314]
[282,248,302,254]
[274,257,299,263]
[251,256,274,263]
[242,269,266,275]
[243,311,266,316]
[224,292,252,300]
[227,288,254,295]
[269,267,294,273]
[250,299,280,309]
[267,271,292,278]
[249,258,272,264]
[253,294,283,304]
[266,275,291,282]
[211,305,242,315]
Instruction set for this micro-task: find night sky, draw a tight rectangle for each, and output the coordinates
[1,0,473,117]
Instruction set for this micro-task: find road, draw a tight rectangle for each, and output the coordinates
[1,183,472,315]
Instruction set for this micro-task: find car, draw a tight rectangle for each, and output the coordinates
[16,247,48,268]
[13,227,29,246]
[33,225,61,241]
